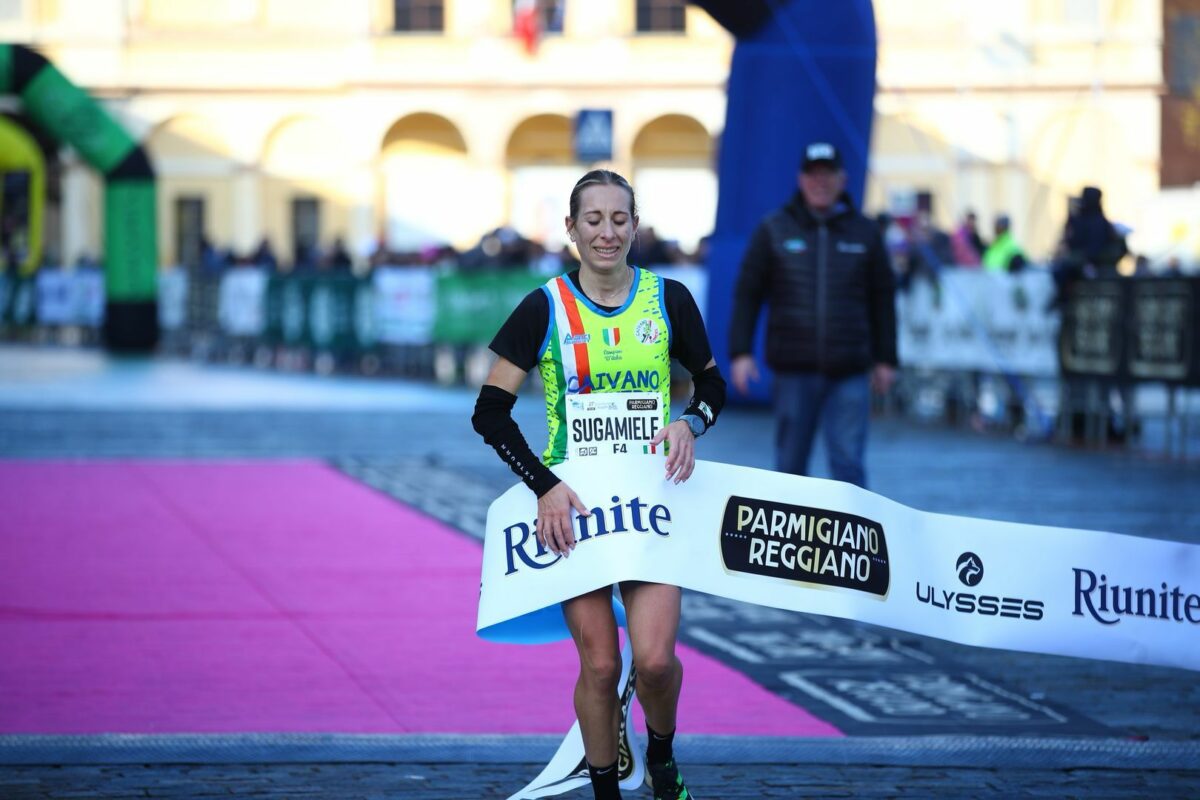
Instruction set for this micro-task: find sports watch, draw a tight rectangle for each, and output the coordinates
[679,413,706,438]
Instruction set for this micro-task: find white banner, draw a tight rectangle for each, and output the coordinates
[158,268,189,331]
[896,271,1059,376]
[217,269,269,336]
[480,457,1197,797]
[505,640,645,800]
[35,269,105,327]
[479,456,1199,670]
[373,267,435,345]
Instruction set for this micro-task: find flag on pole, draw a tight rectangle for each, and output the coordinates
[514,0,541,55]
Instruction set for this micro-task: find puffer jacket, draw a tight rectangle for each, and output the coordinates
[729,192,897,375]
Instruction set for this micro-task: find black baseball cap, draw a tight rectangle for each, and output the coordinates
[801,142,842,172]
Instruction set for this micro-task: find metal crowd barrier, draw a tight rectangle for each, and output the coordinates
[3,266,1197,457]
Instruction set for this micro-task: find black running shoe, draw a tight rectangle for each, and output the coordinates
[645,757,694,800]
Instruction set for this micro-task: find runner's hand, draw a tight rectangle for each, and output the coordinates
[871,363,897,395]
[536,482,589,557]
[653,420,696,485]
[731,355,759,395]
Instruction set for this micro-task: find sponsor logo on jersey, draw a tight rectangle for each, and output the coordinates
[634,318,662,345]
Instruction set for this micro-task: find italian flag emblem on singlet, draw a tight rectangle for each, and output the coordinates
[602,327,620,346]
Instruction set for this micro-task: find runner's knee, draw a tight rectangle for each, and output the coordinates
[579,652,622,692]
[634,652,677,691]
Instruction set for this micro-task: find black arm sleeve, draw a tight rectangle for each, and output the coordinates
[664,279,727,431]
[866,229,899,366]
[728,222,774,357]
[684,364,726,430]
[471,385,561,497]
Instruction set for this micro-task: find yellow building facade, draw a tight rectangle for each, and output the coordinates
[0,0,1178,269]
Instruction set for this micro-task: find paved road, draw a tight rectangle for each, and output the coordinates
[2,760,1196,799]
[1,346,1197,798]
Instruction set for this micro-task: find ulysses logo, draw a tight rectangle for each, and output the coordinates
[503,495,672,575]
[719,496,890,596]
[916,552,1044,621]
[1072,568,1199,626]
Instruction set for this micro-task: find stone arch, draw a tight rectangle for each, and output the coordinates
[145,115,238,268]
[260,115,356,267]
[380,112,472,249]
[505,114,578,247]
[631,113,716,255]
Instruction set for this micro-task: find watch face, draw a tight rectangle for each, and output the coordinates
[687,416,704,437]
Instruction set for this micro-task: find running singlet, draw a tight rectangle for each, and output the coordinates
[538,267,671,466]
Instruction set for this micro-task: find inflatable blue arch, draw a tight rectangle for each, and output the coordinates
[691,0,878,402]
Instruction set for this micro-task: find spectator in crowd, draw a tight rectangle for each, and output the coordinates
[529,241,564,275]
[950,211,985,266]
[327,236,353,271]
[694,233,713,265]
[633,225,672,266]
[729,141,898,489]
[982,215,1026,273]
[1066,187,1127,277]
[907,210,953,280]
[251,237,278,271]
[200,236,231,275]
[1162,256,1183,277]
[1048,186,1127,308]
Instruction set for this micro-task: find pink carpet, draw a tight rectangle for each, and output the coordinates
[0,461,840,737]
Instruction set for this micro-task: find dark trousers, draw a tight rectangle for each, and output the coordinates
[773,370,871,488]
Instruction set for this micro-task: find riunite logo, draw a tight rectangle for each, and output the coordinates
[1072,568,1199,625]
[501,495,672,575]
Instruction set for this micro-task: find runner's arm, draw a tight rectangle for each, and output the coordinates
[472,358,561,498]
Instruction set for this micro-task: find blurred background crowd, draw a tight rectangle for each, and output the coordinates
[1,0,1198,452]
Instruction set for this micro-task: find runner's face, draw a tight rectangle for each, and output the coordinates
[568,185,637,273]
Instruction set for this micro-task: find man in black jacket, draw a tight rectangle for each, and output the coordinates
[729,142,898,488]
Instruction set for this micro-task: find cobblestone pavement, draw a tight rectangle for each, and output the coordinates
[2,761,1199,800]
[1,347,1198,798]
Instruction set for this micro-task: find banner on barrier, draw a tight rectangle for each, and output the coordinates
[217,269,269,336]
[373,268,436,345]
[35,268,104,326]
[1060,277,1200,387]
[434,270,547,345]
[896,271,1059,377]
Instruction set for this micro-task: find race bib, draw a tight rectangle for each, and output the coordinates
[564,391,664,460]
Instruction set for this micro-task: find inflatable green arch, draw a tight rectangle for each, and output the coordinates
[1,43,158,351]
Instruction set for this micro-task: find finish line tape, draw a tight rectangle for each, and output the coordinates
[477,455,1198,797]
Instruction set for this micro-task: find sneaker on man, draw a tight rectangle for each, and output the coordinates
[645,757,694,800]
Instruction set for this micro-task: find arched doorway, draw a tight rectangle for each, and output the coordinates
[145,115,235,269]
[261,116,355,269]
[631,114,716,257]
[505,114,577,248]
[380,113,470,251]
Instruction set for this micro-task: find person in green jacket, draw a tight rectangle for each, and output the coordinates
[982,214,1026,273]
